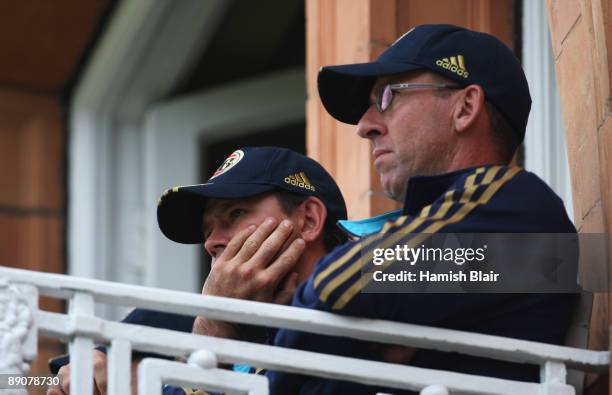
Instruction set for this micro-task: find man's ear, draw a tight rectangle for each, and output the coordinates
[451,84,486,134]
[298,197,327,242]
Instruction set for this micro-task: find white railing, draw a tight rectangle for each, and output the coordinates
[0,266,608,395]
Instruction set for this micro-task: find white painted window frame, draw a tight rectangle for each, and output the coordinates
[523,0,574,220]
[69,0,229,291]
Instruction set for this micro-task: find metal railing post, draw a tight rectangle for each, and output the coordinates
[108,338,132,395]
[68,292,95,394]
[540,361,574,395]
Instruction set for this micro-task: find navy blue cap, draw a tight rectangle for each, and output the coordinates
[318,24,531,143]
[157,147,347,244]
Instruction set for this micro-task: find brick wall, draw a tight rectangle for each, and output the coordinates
[0,88,65,389]
[545,0,611,392]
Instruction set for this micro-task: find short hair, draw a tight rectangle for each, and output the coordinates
[273,190,349,252]
[485,101,519,163]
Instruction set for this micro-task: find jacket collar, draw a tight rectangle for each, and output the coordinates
[402,166,485,215]
[339,166,495,237]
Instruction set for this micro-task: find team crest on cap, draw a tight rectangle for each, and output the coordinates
[210,149,244,180]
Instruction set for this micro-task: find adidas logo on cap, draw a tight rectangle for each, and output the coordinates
[284,172,316,191]
[435,55,468,78]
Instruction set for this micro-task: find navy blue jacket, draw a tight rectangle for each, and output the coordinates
[267,165,579,394]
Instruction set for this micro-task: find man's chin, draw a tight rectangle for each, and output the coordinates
[381,180,404,202]
[376,168,407,201]
[387,190,405,202]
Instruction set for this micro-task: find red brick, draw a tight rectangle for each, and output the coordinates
[546,0,581,58]
[598,117,612,232]
[0,89,63,210]
[398,0,472,31]
[588,293,609,350]
[566,156,581,224]
[306,0,337,170]
[335,122,372,219]
[0,214,63,273]
[335,0,371,64]
[573,135,603,221]
[577,203,607,303]
[603,0,612,101]
[578,200,605,232]
[576,207,606,352]
[369,0,397,58]
[580,0,611,127]
[396,0,513,50]
[556,18,598,155]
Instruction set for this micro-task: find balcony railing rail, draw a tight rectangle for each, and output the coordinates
[0,266,608,395]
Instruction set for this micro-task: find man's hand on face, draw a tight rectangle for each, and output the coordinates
[194,217,305,338]
[204,217,305,303]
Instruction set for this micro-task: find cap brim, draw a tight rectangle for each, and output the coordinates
[318,61,424,124]
[157,182,276,244]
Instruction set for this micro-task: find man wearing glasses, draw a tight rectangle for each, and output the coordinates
[267,24,578,394]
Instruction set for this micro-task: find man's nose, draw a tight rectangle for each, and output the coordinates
[204,229,228,259]
[356,105,386,140]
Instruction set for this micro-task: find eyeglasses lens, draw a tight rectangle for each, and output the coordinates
[379,85,393,112]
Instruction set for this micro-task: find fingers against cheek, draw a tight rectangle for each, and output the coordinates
[235,218,279,262]
[220,224,257,261]
[265,238,305,282]
[249,219,294,267]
